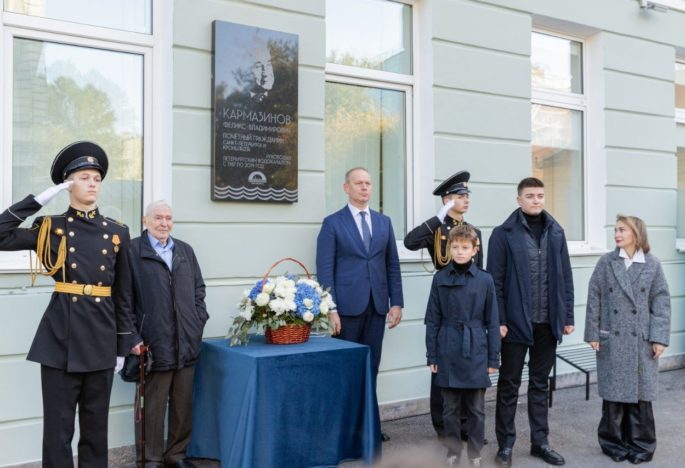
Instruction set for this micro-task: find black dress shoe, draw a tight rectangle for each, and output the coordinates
[495,447,512,467]
[164,460,197,468]
[381,431,391,442]
[626,452,653,464]
[531,445,565,465]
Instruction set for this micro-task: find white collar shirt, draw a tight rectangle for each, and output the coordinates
[619,248,645,270]
[347,203,373,238]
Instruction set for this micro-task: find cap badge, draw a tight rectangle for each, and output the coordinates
[87,156,95,163]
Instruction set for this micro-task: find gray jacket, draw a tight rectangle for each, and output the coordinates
[584,249,671,402]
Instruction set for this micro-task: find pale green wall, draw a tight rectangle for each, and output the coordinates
[2,0,685,464]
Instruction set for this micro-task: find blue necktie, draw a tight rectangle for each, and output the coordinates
[360,211,371,252]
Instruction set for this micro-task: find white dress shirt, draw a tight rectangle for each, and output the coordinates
[347,203,373,239]
[619,248,645,270]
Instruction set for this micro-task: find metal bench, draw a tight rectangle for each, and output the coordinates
[549,346,597,407]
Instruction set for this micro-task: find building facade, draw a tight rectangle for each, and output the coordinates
[1,0,684,464]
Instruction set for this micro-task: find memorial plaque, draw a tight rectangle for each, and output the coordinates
[212,21,298,202]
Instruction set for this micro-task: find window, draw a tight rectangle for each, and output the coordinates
[1,0,170,270]
[325,0,413,238]
[677,144,685,240]
[531,31,585,242]
[676,63,685,247]
[677,62,685,121]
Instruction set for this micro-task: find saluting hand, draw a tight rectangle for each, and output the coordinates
[437,199,456,222]
[34,180,73,206]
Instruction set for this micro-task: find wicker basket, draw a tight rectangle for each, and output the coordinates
[261,257,314,345]
[265,323,312,344]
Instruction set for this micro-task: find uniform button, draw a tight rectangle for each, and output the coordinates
[102,249,107,255]
[67,217,74,222]
[69,247,75,253]
[613,310,618,314]
[97,282,103,286]
[69,231,75,237]
[103,234,109,239]
[615,331,620,336]
[72,296,78,303]
[609,288,613,292]
[95,297,101,303]
[100,265,105,271]
[632,310,637,314]
[55,228,64,235]
[102,221,108,226]
[71,263,77,269]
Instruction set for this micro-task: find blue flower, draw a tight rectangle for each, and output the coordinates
[248,281,263,301]
[294,283,321,317]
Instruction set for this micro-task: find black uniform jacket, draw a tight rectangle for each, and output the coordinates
[404,215,483,269]
[0,195,140,372]
[129,231,209,371]
[425,262,500,389]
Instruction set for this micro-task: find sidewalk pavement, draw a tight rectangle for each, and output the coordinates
[112,368,684,468]
[353,367,685,468]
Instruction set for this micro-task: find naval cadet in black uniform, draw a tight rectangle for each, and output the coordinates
[0,141,142,467]
[404,170,484,440]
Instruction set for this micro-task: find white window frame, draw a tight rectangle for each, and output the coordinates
[532,28,604,255]
[0,0,172,271]
[325,0,419,259]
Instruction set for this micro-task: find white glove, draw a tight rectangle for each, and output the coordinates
[437,199,455,222]
[114,356,125,374]
[34,181,73,206]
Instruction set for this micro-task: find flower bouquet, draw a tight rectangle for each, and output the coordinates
[228,257,336,346]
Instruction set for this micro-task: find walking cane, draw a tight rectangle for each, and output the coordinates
[136,345,149,468]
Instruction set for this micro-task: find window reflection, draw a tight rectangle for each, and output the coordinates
[677,145,685,237]
[13,38,143,232]
[3,0,152,34]
[326,0,412,74]
[531,104,583,241]
[325,82,407,236]
[676,62,685,109]
[532,33,582,94]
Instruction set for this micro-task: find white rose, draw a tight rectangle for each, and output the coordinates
[269,298,287,316]
[286,300,297,311]
[303,298,313,309]
[255,293,270,307]
[240,307,253,320]
[303,311,314,322]
[320,302,329,315]
[285,279,296,289]
[262,281,275,294]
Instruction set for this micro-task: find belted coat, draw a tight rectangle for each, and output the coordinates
[584,249,671,403]
[0,195,140,372]
[425,262,500,389]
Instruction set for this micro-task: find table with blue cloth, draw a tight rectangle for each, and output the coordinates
[187,336,381,468]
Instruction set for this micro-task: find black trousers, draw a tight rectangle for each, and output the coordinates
[495,323,556,449]
[430,374,470,439]
[337,298,386,389]
[135,365,196,466]
[41,365,114,468]
[442,387,486,459]
[598,400,656,462]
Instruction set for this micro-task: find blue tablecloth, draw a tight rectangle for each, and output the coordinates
[187,336,381,468]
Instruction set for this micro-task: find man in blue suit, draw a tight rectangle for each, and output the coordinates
[316,167,404,440]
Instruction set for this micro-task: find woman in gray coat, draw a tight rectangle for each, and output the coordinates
[585,215,671,464]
